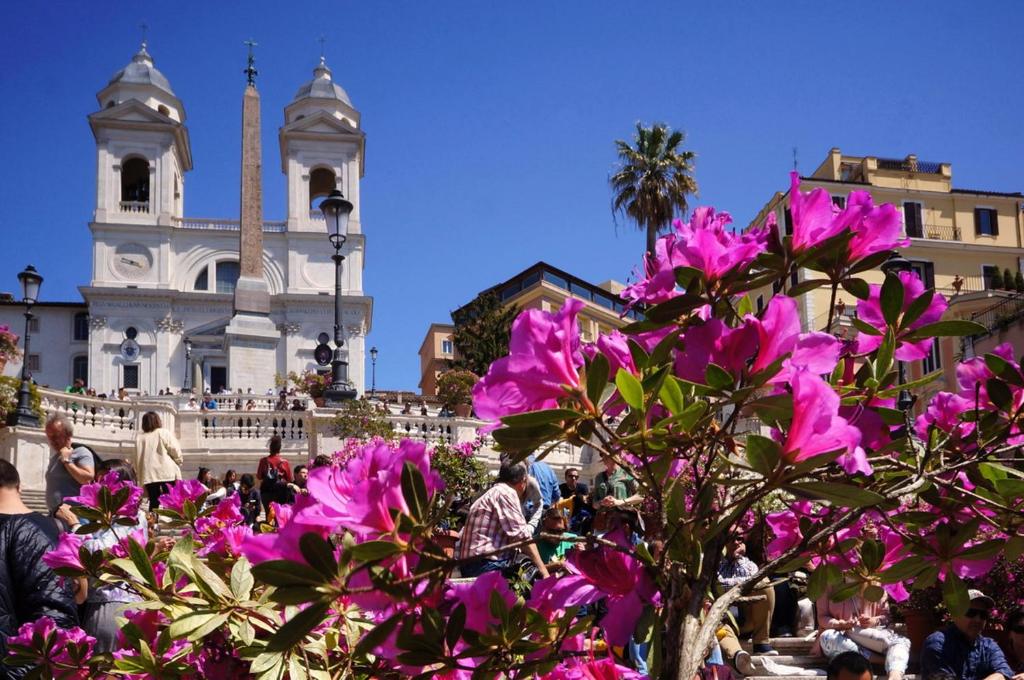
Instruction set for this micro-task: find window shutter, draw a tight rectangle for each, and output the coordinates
[924,262,935,290]
[784,208,794,236]
[974,208,982,236]
[991,209,999,236]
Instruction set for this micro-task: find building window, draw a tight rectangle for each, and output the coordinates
[27,318,39,333]
[120,157,150,206]
[441,339,453,355]
[903,202,923,238]
[72,355,88,384]
[215,261,241,295]
[975,208,998,236]
[783,208,794,236]
[122,364,140,389]
[542,271,569,290]
[26,354,40,372]
[194,266,209,291]
[309,167,337,208]
[922,339,941,374]
[910,261,935,290]
[73,312,89,341]
[983,265,1000,290]
[831,195,846,209]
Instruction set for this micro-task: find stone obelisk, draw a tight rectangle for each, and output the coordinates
[224,42,279,392]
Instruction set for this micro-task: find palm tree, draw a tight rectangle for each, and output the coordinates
[611,122,698,257]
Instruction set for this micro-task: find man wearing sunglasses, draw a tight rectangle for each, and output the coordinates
[921,589,1023,680]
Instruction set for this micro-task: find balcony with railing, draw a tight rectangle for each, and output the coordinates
[119,201,150,214]
[970,293,1024,339]
[877,157,944,174]
[172,217,287,233]
[907,223,961,242]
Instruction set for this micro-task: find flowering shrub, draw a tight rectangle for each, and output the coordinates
[430,438,491,528]
[11,176,1022,680]
[332,398,396,441]
[0,325,20,364]
[436,369,479,410]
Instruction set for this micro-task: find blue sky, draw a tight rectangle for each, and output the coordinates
[1,1,1022,391]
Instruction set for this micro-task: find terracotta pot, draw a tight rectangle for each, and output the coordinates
[902,609,940,656]
[454,403,471,417]
[434,529,460,558]
[313,397,326,408]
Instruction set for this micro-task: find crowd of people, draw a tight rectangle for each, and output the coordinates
[452,453,1024,679]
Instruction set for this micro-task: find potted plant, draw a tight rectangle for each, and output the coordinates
[429,439,490,555]
[288,369,330,407]
[0,325,20,375]
[894,583,944,655]
[436,369,479,417]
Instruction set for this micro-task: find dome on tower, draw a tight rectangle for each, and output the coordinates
[292,58,351,106]
[108,42,175,96]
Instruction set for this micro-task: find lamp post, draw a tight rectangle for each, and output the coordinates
[8,265,43,427]
[369,346,378,396]
[880,251,916,413]
[320,189,357,404]
[183,337,192,393]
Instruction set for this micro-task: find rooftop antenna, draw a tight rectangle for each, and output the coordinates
[243,38,258,86]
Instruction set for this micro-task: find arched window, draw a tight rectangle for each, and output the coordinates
[157,104,170,117]
[120,157,150,211]
[215,261,241,294]
[309,167,336,208]
[72,312,89,341]
[194,266,209,291]
[72,355,89,385]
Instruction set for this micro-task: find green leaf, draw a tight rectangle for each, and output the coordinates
[958,539,1004,561]
[249,651,286,675]
[299,534,338,579]
[791,482,886,508]
[879,555,927,583]
[169,611,229,641]
[267,601,330,652]
[704,363,734,391]
[985,353,1024,387]
[903,320,987,340]
[745,434,781,476]
[943,572,970,617]
[987,378,1014,412]
[900,288,935,330]
[350,540,402,562]
[880,273,904,327]
[251,560,328,587]
[230,557,255,601]
[658,376,685,415]
[1006,536,1024,561]
[787,278,829,297]
[353,614,401,657]
[673,266,704,290]
[672,400,707,433]
[841,277,871,300]
[501,409,581,428]
[586,353,610,406]
[875,328,896,382]
[851,317,883,337]
[401,460,429,521]
[615,368,644,411]
[807,563,830,600]
[645,294,706,323]
[126,538,157,589]
[863,584,885,602]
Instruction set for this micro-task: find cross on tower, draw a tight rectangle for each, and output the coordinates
[139,21,149,48]
[318,35,326,60]
[243,38,258,86]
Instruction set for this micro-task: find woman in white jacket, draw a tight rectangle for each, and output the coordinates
[134,411,183,510]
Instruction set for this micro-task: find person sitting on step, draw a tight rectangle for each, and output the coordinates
[717,533,776,656]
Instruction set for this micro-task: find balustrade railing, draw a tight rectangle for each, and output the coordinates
[207,394,309,411]
[907,224,961,241]
[971,293,1024,338]
[172,217,287,233]
[187,411,309,442]
[387,414,458,444]
[119,201,149,214]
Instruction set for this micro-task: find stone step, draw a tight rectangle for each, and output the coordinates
[22,489,47,513]
[748,655,825,667]
[740,637,818,654]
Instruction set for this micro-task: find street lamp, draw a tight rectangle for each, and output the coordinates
[320,189,357,404]
[880,251,916,413]
[182,337,192,393]
[369,346,378,396]
[8,265,43,427]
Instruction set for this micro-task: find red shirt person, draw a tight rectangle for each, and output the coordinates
[256,435,293,517]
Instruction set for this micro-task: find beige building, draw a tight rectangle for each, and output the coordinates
[749,148,1024,398]
[419,262,638,395]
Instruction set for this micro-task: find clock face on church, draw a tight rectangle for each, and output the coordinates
[112,243,153,280]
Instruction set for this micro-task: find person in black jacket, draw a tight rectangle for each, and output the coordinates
[0,459,79,679]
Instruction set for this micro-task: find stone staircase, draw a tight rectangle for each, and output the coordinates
[22,489,47,513]
[739,637,917,680]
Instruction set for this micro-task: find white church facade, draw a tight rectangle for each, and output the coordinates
[1,43,372,396]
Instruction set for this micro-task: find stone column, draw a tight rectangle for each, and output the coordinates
[225,81,280,393]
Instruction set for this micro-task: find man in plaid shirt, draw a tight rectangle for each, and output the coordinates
[457,461,550,579]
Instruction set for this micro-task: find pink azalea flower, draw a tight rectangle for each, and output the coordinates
[473,299,585,423]
[855,271,948,361]
[542,655,646,679]
[914,391,975,440]
[956,343,1024,420]
[42,532,85,572]
[64,470,144,519]
[789,172,848,253]
[443,571,516,632]
[8,617,96,680]
[782,370,870,476]
[621,231,681,309]
[844,191,909,262]
[298,439,442,538]
[158,479,208,514]
[747,296,840,381]
[241,494,329,564]
[671,207,768,283]
[674,319,757,385]
[765,501,827,560]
